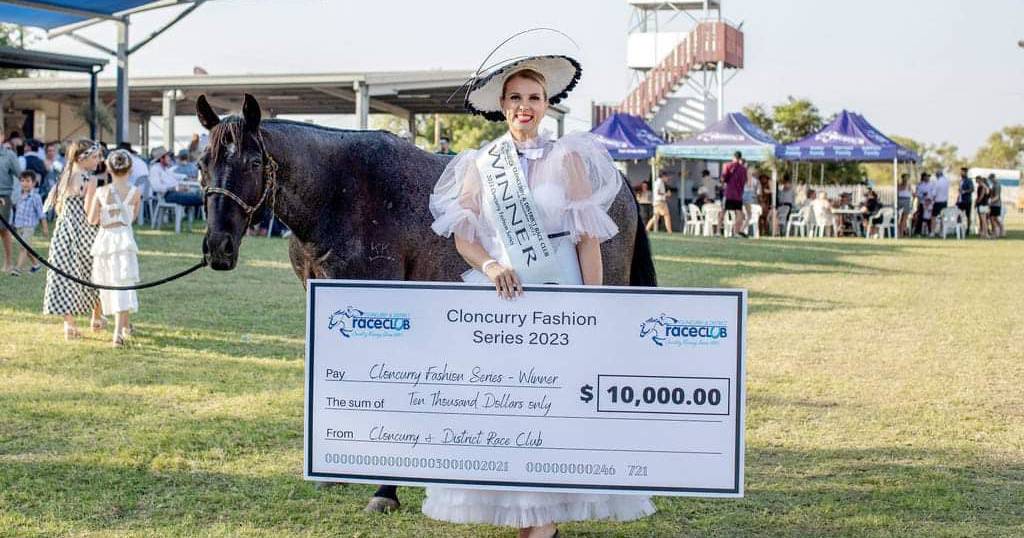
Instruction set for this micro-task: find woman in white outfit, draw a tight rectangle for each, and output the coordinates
[425,55,655,538]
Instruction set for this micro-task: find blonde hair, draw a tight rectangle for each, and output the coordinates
[502,68,548,100]
[105,149,133,175]
[46,138,99,215]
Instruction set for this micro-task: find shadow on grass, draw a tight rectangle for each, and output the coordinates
[1,446,1020,537]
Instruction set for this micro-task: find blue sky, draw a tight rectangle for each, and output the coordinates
[30,0,1024,155]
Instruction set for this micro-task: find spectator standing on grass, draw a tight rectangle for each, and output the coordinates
[975,176,990,239]
[10,170,48,275]
[635,180,652,225]
[0,139,22,273]
[987,174,1003,238]
[646,170,673,233]
[722,151,748,237]
[897,174,913,237]
[956,168,973,237]
[87,149,141,347]
[913,172,932,237]
[41,142,63,207]
[42,139,105,341]
[930,170,950,237]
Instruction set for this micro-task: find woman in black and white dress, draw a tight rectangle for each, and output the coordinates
[43,139,105,340]
[425,55,655,538]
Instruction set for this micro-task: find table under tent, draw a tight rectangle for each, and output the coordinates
[775,110,919,238]
[657,112,780,234]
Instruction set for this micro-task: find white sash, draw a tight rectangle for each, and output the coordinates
[476,134,563,284]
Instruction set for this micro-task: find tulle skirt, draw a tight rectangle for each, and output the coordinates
[422,488,655,527]
[90,226,139,315]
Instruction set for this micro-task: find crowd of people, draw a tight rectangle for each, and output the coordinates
[634,158,1010,240]
[0,132,214,346]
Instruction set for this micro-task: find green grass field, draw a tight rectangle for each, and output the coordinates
[1,222,1022,537]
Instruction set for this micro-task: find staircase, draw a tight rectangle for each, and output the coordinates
[593,21,744,128]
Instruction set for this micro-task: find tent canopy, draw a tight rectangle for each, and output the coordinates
[0,1,173,31]
[590,113,665,160]
[775,110,918,162]
[657,112,778,161]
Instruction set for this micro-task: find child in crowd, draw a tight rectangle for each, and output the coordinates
[86,149,141,347]
[11,170,49,275]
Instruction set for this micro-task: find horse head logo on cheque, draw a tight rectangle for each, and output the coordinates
[328,306,365,338]
[640,314,680,347]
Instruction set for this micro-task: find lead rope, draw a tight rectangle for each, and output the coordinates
[0,210,207,291]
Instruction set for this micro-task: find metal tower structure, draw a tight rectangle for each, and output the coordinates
[593,1,744,138]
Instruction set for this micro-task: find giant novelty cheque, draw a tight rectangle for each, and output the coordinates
[304,281,746,497]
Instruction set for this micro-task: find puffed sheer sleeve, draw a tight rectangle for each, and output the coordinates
[429,150,483,242]
[558,132,621,243]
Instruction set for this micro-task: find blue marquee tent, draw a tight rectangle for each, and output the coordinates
[775,110,918,162]
[590,113,665,160]
[657,112,779,161]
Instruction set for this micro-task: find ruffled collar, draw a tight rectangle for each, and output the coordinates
[510,129,553,160]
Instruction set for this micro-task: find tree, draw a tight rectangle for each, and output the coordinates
[771,96,822,144]
[0,25,33,78]
[372,113,506,152]
[742,103,773,136]
[973,125,1024,169]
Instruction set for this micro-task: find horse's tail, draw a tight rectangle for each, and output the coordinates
[629,183,658,287]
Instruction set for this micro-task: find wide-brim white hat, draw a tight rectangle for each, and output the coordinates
[465,55,582,122]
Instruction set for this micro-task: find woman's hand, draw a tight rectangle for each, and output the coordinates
[483,260,523,299]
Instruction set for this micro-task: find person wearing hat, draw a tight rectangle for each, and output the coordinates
[425,55,655,537]
[149,146,202,214]
[436,136,456,155]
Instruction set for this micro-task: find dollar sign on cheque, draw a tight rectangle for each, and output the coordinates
[579,384,594,403]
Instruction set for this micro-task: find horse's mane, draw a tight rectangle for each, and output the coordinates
[208,116,402,163]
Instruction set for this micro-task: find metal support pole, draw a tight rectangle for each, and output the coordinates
[140,116,149,156]
[557,116,565,138]
[115,18,129,144]
[353,80,369,130]
[715,60,724,121]
[771,166,778,236]
[89,70,98,140]
[407,114,416,142]
[162,89,176,152]
[433,113,441,147]
[893,156,899,240]
[820,163,824,185]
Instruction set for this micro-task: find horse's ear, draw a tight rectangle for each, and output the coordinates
[242,93,261,131]
[196,95,220,130]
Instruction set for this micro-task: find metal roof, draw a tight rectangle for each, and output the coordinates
[0,45,106,73]
[0,70,568,118]
[0,1,192,31]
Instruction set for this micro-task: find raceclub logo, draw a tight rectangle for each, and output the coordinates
[639,314,728,347]
[327,306,411,339]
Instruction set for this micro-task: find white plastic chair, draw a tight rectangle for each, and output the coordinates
[722,210,735,237]
[812,206,835,237]
[702,204,721,236]
[684,204,704,235]
[746,204,763,238]
[867,207,895,238]
[152,192,192,234]
[786,206,811,237]
[940,208,964,239]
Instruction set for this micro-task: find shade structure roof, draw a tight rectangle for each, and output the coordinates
[590,113,665,160]
[0,1,182,31]
[0,45,106,73]
[657,112,778,161]
[0,70,514,117]
[775,110,919,162]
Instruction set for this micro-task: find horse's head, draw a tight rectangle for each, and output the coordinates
[639,317,661,338]
[196,93,269,271]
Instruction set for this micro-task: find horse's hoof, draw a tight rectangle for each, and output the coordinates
[364,496,400,513]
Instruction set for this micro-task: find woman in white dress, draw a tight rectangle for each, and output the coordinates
[86,149,141,347]
[425,55,655,537]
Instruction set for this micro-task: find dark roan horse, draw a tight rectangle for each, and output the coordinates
[196,94,656,510]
